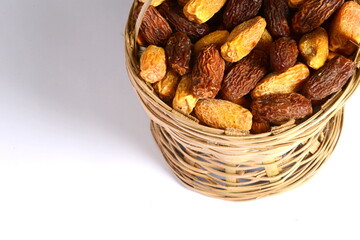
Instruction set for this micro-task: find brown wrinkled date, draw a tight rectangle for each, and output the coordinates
[192,44,225,99]
[222,0,263,30]
[158,3,210,40]
[270,37,299,72]
[252,93,313,123]
[263,0,291,38]
[303,56,356,100]
[221,50,269,102]
[292,0,345,34]
[134,0,358,133]
[166,32,193,76]
[138,6,172,46]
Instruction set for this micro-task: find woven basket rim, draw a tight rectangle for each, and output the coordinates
[125,0,360,140]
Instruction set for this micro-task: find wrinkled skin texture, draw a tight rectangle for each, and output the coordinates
[251,63,310,98]
[329,1,360,55]
[166,32,193,76]
[221,16,267,62]
[292,0,344,34]
[270,37,299,72]
[303,55,356,100]
[192,44,226,99]
[183,0,227,24]
[195,99,253,130]
[140,45,167,83]
[263,0,291,38]
[251,93,313,123]
[138,6,172,45]
[222,0,263,30]
[158,3,210,40]
[299,27,329,70]
[221,50,269,102]
[173,74,199,114]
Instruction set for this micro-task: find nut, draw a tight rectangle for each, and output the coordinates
[221,50,269,102]
[251,93,313,123]
[140,45,167,83]
[194,30,230,56]
[222,0,263,30]
[303,55,356,100]
[138,6,172,46]
[270,37,299,72]
[292,0,345,34]
[195,99,253,130]
[221,16,267,62]
[263,0,291,38]
[192,44,226,99]
[183,0,227,23]
[329,1,360,55]
[154,70,181,103]
[299,27,329,70]
[166,32,193,76]
[251,63,310,98]
[173,74,199,114]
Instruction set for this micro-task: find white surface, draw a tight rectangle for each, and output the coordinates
[0,1,359,239]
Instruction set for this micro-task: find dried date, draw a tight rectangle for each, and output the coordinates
[221,50,269,102]
[292,0,344,34]
[263,0,291,38]
[158,3,210,40]
[166,32,193,76]
[251,93,313,123]
[138,6,172,46]
[302,55,356,100]
[192,44,225,99]
[222,0,263,30]
[270,37,299,72]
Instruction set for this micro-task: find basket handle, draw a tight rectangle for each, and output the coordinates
[134,0,152,42]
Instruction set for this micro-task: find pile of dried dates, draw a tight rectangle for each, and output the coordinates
[135,0,359,133]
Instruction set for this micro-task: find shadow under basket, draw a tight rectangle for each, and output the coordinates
[125,0,360,201]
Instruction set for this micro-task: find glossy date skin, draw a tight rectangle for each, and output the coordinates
[303,55,356,100]
[222,0,263,30]
[166,32,193,76]
[221,50,269,102]
[292,0,345,34]
[270,37,299,72]
[251,93,313,123]
[138,6,172,46]
[192,44,225,99]
[263,0,291,38]
[158,2,210,40]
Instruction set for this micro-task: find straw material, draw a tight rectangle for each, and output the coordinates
[125,0,360,201]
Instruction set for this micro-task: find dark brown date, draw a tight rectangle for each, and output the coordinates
[166,32,193,76]
[292,0,345,34]
[251,93,313,123]
[270,37,299,72]
[192,44,226,99]
[221,50,269,102]
[138,6,172,46]
[302,55,356,100]
[222,0,263,30]
[263,0,291,38]
[158,3,210,40]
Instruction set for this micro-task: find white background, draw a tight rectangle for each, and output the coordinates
[0,1,359,239]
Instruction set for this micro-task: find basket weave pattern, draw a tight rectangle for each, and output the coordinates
[125,0,360,201]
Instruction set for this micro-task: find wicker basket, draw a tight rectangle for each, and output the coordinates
[125,0,360,201]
